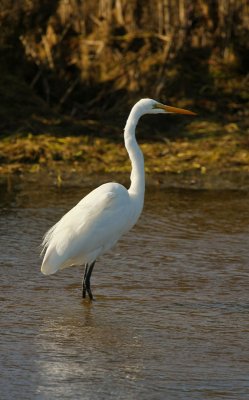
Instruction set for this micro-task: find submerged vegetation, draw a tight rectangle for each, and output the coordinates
[0,0,248,187]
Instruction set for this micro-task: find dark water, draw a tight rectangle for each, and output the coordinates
[0,180,249,400]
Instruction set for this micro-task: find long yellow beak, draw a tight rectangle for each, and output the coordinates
[156,103,197,116]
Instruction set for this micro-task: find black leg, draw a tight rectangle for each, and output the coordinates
[85,261,95,300]
[82,261,95,300]
[82,264,88,298]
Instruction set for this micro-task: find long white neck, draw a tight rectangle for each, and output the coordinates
[124,104,145,203]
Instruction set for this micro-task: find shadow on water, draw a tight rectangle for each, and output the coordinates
[0,179,249,399]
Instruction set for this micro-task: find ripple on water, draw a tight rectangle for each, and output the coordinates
[0,186,249,399]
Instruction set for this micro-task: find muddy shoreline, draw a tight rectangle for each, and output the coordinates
[1,167,248,192]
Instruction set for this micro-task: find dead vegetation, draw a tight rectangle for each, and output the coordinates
[0,1,248,186]
[1,0,249,118]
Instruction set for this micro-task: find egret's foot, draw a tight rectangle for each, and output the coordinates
[82,282,87,299]
[82,279,94,300]
[82,261,95,300]
[86,285,94,301]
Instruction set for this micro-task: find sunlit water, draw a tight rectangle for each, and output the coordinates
[0,180,249,399]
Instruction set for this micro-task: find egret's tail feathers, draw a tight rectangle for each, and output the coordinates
[41,245,61,275]
[41,260,59,275]
[41,223,58,256]
[41,244,74,275]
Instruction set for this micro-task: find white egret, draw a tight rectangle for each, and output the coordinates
[41,98,196,300]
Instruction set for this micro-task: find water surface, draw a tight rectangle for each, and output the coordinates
[0,181,249,399]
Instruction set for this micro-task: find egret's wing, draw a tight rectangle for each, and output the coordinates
[41,186,131,274]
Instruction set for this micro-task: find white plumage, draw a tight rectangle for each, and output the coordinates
[41,183,134,274]
[41,98,195,299]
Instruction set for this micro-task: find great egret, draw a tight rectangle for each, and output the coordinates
[41,98,196,300]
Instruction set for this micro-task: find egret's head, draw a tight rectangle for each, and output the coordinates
[136,98,196,116]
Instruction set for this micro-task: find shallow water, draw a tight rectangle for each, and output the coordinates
[0,181,249,399]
